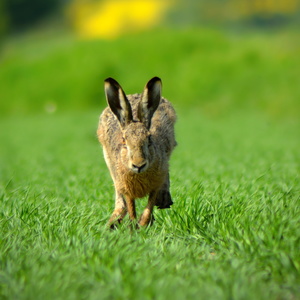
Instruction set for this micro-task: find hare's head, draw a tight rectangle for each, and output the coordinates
[104,77,161,174]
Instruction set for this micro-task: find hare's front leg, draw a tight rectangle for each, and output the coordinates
[108,191,127,229]
[139,191,158,227]
[123,195,137,221]
[123,195,140,229]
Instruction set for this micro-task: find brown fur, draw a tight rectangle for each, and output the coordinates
[97,77,176,228]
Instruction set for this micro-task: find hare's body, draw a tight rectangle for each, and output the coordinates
[97,78,176,227]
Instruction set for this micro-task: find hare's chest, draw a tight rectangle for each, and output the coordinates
[120,169,165,199]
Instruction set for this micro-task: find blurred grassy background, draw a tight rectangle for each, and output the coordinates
[0,0,300,119]
[1,2,300,299]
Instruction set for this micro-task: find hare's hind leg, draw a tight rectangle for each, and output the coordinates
[108,192,127,229]
[155,173,173,209]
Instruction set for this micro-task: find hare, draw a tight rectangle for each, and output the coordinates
[97,77,177,228]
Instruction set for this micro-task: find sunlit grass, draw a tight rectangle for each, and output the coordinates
[0,109,299,300]
[0,27,300,299]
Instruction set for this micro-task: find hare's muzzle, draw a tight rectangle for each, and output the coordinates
[131,161,148,173]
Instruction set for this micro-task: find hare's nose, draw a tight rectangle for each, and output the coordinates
[132,162,147,173]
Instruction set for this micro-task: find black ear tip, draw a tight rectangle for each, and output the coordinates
[150,76,161,82]
[104,77,119,86]
[104,77,113,82]
[146,77,162,89]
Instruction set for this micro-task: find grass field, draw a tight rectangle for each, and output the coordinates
[0,28,300,299]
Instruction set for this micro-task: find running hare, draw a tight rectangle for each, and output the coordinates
[97,77,177,228]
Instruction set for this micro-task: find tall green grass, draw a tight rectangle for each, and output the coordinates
[1,109,299,299]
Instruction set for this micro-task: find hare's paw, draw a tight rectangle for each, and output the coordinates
[107,208,127,230]
[108,218,122,230]
[155,190,173,209]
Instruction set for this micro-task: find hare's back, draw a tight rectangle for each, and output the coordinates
[150,98,177,153]
[97,107,122,148]
[126,94,176,126]
[153,98,177,128]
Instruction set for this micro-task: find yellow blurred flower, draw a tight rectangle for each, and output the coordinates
[67,0,171,39]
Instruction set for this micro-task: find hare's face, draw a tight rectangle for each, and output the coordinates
[121,122,152,174]
[104,77,161,174]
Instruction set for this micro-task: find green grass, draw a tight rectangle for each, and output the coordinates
[1,109,299,300]
[0,27,300,299]
[1,28,300,117]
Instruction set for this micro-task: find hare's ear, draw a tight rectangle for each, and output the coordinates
[138,77,161,129]
[104,78,133,128]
